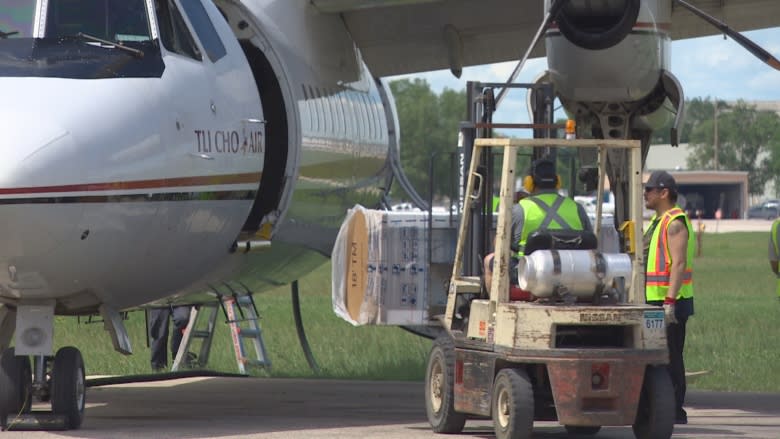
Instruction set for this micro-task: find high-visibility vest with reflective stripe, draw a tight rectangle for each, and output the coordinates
[773,220,780,297]
[517,193,583,256]
[492,196,500,213]
[646,207,694,301]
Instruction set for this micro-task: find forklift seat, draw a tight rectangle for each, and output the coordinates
[523,229,598,255]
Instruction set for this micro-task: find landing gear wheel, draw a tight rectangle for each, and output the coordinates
[425,336,466,433]
[632,366,674,439]
[492,368,534,439]
[0,347,33,424]
[565,425,602,436]
[51,347,86,429]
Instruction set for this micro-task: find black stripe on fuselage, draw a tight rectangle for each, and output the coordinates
[0,190,256,205]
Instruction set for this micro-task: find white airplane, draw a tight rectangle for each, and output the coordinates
[0,0,778,430]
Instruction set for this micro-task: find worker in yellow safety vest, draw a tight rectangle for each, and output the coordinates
[642,170,694,425]
[769,219,780,300]
[483,158,591,289]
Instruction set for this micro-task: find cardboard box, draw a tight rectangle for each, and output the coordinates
[332,206,455,326]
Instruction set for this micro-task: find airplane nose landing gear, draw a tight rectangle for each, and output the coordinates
[51,347,86,430]
[0,346,85,431]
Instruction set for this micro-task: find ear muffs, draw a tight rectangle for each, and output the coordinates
[523,175,535,193]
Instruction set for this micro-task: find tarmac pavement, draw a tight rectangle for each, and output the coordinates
[5,377,780,438]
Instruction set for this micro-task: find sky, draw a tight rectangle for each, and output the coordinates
[390,27,780,125]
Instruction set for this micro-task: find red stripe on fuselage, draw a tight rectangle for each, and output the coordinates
[0,173,262,196]
[634,22,671,30]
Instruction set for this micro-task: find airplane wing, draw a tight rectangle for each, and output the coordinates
[310,0,780,77]
[670,0,780,41]
[311,0,545,77]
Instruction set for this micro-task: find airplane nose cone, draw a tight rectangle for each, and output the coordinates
[1,111,77,187]
[0,108,83,260]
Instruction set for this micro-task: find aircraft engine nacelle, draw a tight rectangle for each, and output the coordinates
[545,0,670,103]
[541,0,684,232]
[542,0,683,141]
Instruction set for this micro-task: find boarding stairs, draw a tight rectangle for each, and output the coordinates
[172,292,271,374]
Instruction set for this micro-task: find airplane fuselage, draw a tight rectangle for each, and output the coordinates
[0,0,394,313]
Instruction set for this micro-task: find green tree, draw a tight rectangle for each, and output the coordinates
[687,101,780,195]
[652,97,723,145]
[769,140,780,198]
[389,82,593,202]
[389,79,466,202]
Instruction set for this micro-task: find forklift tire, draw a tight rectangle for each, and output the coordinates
[632,366,675,439]
[425,336,466,433]
[492,368,534,439]
[565,425,602,435]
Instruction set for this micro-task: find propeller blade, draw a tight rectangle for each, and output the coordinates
[495,0,568,109]
[675,0,780,71]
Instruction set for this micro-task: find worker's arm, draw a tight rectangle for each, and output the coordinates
[769,231,779,275]
[575,202,593,232]
[510,204,525,253]
[666,218,689,300]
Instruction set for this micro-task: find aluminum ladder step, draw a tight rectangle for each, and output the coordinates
[224,294,271,375]
[172,304,219,372]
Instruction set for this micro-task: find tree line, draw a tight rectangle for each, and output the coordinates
[390,80,780,201]
[388,78,466,203]
[654,97,780,196]
[389,78,538,203]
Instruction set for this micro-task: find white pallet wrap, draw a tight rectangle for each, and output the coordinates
[332,205,454,326]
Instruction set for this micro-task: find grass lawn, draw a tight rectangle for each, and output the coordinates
[55,262,430,381]
[54,232,780,392]
[683,231,780,392]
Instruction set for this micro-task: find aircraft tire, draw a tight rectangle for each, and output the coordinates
[425,336,466,433]
[52,347,86,429]
[0,347,33,424]
[632,366,674,439]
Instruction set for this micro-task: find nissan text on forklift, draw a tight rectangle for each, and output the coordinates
[424,87,675,439]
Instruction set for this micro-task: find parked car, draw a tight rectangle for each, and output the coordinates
[764,199,780,209]
[747,201,780,219]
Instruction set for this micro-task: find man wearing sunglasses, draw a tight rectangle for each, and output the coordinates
[643,170,695,425]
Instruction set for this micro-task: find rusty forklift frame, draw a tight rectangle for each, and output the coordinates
[425,130,675,438]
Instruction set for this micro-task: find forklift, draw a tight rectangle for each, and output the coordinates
[424,84,675,439]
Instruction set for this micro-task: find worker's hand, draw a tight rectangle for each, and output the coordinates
[663,297,677,325]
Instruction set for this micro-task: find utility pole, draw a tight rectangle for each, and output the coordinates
[713,100,719,171]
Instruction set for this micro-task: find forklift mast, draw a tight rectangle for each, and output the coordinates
[458,81,558,278]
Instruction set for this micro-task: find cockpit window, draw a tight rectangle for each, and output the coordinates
[178,0,226,62]
[45,0,152,43]
[0,0,36,38]
[155,0,201,61]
